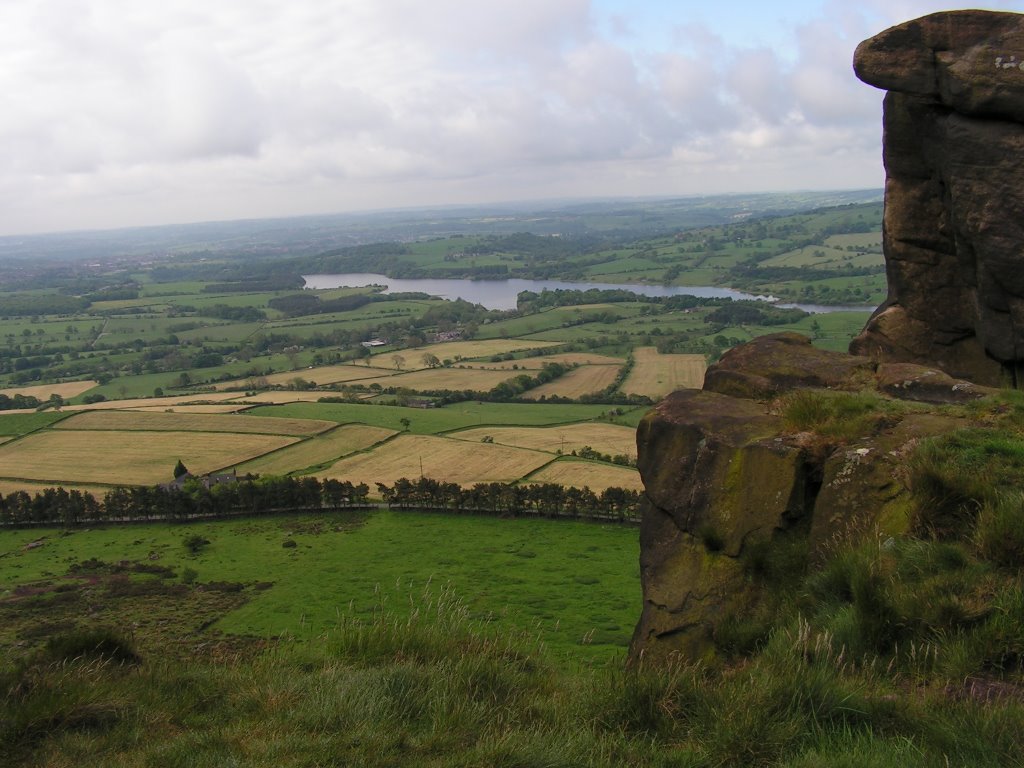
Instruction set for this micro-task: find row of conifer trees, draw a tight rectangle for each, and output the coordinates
[0,473,641,526]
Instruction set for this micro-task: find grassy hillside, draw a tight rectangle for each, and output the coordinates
[4,394,1024,765]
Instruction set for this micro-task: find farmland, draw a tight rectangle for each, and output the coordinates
[235,424,397,475]
[526,459,645,492]
[0,511,640,663]
[0,380,96,399]
[215,363,381,389]
[522,363,621,399]
[451,423,637,458]
[53,410,336,436]
[352,366,521,391]
[622,347,707,399]
[319,433,554,488]
[0,429,299,486]
[0,397,645,495]
[0,199,883,504]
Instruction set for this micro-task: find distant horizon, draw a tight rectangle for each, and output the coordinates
[0,186,883,241]
[2,1,1014,237]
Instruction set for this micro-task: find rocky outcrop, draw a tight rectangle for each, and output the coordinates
[709,333,990,405]
[850,10,1024,387]
[630,334,984,663]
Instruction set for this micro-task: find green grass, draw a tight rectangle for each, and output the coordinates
[4,585,1022,768]
[781,390,891,441]
[0,511,639,663]
[908,428,1024,538]
[248,401,644,434]
[0,411,70,436]
[79,351,319,400]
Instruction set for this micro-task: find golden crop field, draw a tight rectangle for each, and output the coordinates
[522,364,621,400]
[0,381,97,400]
[215,365,376,390]
[0,479,115,496]
[526,459,644,492]
[621,347,706,399]
[364,339,559,369]
[355,367,518,392]
[464,352,625,370]
[318,434,551,490]
[450,423,637,458]
[235,424,397,476]
[130,404,252,414]
[0,430,299,486]
[54,411,335,436]
[225,392,337,405]
[62,393,246,411]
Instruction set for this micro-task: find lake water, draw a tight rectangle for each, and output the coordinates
[302,272,874,314]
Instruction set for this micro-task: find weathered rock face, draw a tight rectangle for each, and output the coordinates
[632,389,812,662]
[850,10,1024,387]
[630,334,985,663]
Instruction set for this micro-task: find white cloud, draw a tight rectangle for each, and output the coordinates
[1,0,1021,235]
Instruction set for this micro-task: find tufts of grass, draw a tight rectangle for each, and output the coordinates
[781,390,890,441]
[584,657,705,738]
[3,590,1024,767]
[908,429,1024,538]
[975,492,1024,567]
[328,583,546,672]
[42,628,142,667]
[1,629,141,759]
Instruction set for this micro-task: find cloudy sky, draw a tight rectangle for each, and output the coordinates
[1,1,1022,236]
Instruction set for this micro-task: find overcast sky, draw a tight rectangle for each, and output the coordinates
[2,1,1022,236]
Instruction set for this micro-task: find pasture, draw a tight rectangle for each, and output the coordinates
[0,511,639,662]
[0,430,299,486]
[622,347,706,399]
[0,412,68,435]
[248,401,637,434]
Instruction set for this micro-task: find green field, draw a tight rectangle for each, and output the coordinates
[0,411,69,435]
[247,401,644,434]
[0,511,639,663]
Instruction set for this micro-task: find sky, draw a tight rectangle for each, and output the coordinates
[1,1,1022,236]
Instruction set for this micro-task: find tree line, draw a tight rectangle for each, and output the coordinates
[0,474,641,527]
[376,476,641,522]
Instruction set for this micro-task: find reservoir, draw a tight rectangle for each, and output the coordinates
[302,272,875,314]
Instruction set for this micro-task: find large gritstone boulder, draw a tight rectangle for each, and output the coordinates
[850,10,1024,387]
[629,335,985,663]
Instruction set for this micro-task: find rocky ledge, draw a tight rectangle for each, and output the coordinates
[629,333,987,663]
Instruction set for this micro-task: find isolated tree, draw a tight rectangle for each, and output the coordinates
[173,459,189,479]
[399,417,411,431]
[392,354,406,371]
